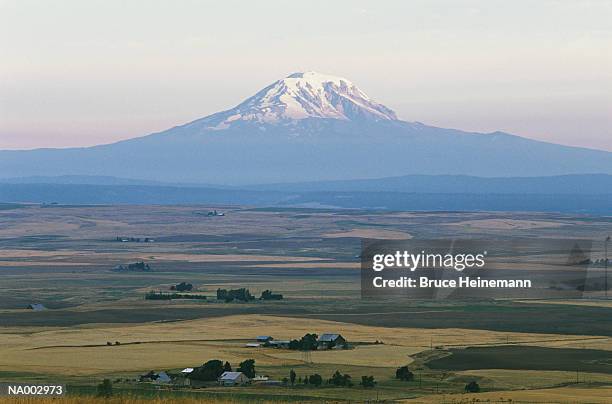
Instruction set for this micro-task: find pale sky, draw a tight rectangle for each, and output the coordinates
[1,0,611,151]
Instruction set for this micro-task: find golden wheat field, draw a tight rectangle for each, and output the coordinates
[1,314,610,376]
[1,206,611,402]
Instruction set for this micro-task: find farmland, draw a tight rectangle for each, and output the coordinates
[0,204,611,402]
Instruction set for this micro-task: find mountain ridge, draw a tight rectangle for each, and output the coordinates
[1,72,611,184]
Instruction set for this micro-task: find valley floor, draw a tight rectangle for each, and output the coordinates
[0,204,611,402]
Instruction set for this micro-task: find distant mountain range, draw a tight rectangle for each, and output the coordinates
[1,71,611,185]
[251,174,612,195]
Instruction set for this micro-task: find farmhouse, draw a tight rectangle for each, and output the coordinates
[317,333,346,349]
[154,371,171,384]
[218,371,250,386]
[26,303,46,311]
[256,336,274,343]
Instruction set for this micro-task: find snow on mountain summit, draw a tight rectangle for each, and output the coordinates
[201,72,397,129]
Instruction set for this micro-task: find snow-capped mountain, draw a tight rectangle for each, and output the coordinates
[1,72,612,185]
[196,72,397,130]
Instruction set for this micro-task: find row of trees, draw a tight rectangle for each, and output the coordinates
[284,369,376,388]
[113,261,151,272]
[286,333,349,351]
[144,291,206,300]
[216,288,284,302]
[95,364,480,397]
[260,289,283,300]
[189,359,256,381]
[216,288,255,302]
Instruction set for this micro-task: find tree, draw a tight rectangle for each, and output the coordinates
[96,379,113,397]
[465,381,480,393]
[360,375,376,388]
[289,369,296,386]
[396,366,414,381]
[288,339,301,350]
[288,333,318,351]
[237,359,256,378]
[329,370,352,387]
[217,288,228,300]
[189,359,225,381]
[308,374,323,387]
[223,361,232,372]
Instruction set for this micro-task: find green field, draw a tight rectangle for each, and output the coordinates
[427,346,612,374]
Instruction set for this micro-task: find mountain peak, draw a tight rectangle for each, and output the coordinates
[201,71,397,129]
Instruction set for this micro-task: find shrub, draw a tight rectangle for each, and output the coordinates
[308,374,323,387]
[360,375,376,388]
[465,381,480,393]
[396,366,414,381]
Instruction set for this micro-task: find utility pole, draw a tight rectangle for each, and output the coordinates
[576,369,579,384]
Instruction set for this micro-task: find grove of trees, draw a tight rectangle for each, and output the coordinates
[216,288,254,302]
[189,360,225,381]
[288,333,319,351]
[329,370,352,387]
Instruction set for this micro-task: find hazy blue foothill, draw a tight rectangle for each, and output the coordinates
[1,118,611,184]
